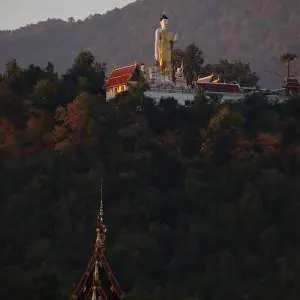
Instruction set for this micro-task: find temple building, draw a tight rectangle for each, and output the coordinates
[283,77,300,96]
[105,64,144,100]
[103,13,196,105]
[70,182,127,300]
[104,12,261,104]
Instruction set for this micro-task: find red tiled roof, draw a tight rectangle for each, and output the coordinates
[283,78,300,88]
[105,64,137,89]
[198,82,242,93]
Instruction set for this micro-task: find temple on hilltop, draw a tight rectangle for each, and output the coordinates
[104,12,196,105]
[70,182,127,300]
[104,12,267,104]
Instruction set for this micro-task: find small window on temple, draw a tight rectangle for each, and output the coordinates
[114,88,118,93]
[121,85,125,91]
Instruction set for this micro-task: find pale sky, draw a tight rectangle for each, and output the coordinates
[0,0,134,30]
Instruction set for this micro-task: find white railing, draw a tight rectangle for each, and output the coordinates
[148,87,195,94]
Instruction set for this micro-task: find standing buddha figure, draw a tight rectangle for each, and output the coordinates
[155,13,178,83]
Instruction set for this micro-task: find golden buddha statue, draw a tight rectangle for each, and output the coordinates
[155,13,178,83]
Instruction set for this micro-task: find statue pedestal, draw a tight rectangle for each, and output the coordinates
[144,65,195,105]
[144,84,195,105]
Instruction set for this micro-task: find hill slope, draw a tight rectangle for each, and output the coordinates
[0,0,299,87]
[2,60,300,299]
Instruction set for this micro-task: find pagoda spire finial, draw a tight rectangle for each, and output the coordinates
[95,178,106,253]
[70,178,127,300]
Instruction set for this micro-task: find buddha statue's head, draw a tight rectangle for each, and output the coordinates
[160,13,168,29]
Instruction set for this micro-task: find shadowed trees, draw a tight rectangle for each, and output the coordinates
[1,52,300,300]
[173,44,259,87]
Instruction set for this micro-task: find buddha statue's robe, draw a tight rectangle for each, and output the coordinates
[155,28,175,76]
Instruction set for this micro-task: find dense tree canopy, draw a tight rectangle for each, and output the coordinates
[173,44,258,86]
[1,52,300,300]
[204,59,259,87]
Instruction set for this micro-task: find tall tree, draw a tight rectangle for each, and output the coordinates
[2,59,25,94]
[172,44,204,86]
[63,51,106,99]
[4,58,21,79]
[279,52,298,78]
[183,44,204,86]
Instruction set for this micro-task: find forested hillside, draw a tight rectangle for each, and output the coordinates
[0,0,299,87]
[1,52,300,299]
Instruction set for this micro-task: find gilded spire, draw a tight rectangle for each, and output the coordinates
[95,178,106,253]
[91,286,97,300]
[70,178,127,300]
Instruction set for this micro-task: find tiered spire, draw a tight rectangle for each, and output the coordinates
[95,179,106,253]
[70,179,127,300]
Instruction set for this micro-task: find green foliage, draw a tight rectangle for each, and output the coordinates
[173,44,204,85]
[173,45,259,87]
[204,59,259,87]
[2,54,300,300]
[183,44,204,85]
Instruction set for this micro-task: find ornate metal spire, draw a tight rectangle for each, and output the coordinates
[70,178,127,300]
[95,178,106,253]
